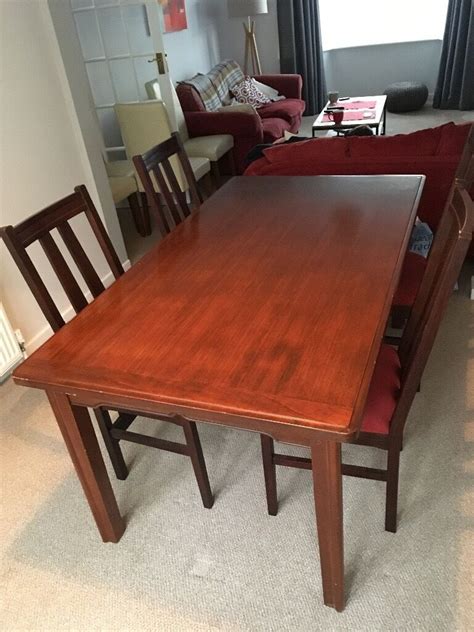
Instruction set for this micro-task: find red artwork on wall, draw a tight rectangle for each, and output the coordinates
[160,0,187,33]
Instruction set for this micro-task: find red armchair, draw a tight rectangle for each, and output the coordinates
[176,74,305,174]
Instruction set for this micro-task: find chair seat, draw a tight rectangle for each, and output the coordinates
[361,344,401,435]
[108,175,137,204]
[258,99,306,125]
[185,134,234,161]
[393,251,427,307]
[262,117,292,143]
[189,155,211,181]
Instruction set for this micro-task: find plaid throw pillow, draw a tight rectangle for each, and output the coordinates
[231,77,271,108]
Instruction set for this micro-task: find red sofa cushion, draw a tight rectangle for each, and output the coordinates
[258,99,306,125]
[361,344,401,435]
[264,137,349,163]
[262,117,292,142]
[436,121,473,155]
[393,252,427,307]
[350,125,444,158]
[245,123,471,231]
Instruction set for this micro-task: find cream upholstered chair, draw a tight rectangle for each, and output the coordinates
[115,101,211,194]
[145,80,235,181]
[104,160,151,237]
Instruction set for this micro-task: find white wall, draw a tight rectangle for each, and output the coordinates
[164,0,280,81]
[0,0,127,352]
[164,0,221,81]
[214,0,280,74]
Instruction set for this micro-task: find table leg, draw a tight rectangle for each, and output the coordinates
[311,440,344,611]
[47,391,125,543]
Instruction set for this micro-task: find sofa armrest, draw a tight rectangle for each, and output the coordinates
[253,74,303,99]
[185,111,264,139]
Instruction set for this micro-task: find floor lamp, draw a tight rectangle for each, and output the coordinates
[228,0,268,75]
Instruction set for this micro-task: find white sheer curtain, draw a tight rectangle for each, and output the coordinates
[319,0,449,50]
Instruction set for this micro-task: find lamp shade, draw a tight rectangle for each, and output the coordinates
[227,0,268,18]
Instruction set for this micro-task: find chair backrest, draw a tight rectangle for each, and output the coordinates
[0,185,124,332]
[144,80,190,143]
[115,101,189,192]
[133,132,202,236]
[391,183,472,434]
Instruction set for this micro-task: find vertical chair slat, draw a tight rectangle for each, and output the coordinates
[75,185,124,279]
[152,161,182,227]
[132,155,171,235]
[38,232,89,314]
[57,221,105,298]
[174,131,203,208]
[133,132,205,236]
[0,226,65,331]
[161,158,190,219]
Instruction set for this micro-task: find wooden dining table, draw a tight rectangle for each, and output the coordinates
[13,175,424,611]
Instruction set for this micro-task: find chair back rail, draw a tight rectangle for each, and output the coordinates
[133,132,202,236]
[0,185,123,332]
[391,184,472,436]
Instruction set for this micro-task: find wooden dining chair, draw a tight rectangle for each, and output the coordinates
[132,132,203,237]
[391,122,473,327]
[260,182,472,533]
[0,185,213,508]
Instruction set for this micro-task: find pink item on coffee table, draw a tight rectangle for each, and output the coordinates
[338,99,377,110]
[322,110,376,122]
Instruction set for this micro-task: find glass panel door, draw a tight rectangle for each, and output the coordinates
[71,0,174,160]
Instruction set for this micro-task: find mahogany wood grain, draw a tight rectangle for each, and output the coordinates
[12,175,425,611]
[14,176,424,438]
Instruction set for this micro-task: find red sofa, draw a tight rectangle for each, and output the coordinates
[176,74,305,174]
[245,122,473,256]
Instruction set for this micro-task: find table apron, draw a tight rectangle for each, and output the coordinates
[46,386,360,447]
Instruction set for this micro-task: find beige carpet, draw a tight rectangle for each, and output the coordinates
[1,261,473,630]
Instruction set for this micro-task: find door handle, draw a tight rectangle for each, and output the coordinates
[147,52,167,75]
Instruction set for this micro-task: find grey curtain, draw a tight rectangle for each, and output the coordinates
[277,0,326,114]
[433,0,474,110]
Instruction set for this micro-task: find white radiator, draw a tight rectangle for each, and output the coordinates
[0,304,24,382]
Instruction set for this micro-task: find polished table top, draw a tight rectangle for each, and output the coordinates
[14,176,423,440]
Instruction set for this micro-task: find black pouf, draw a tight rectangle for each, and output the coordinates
[384,81,429,113]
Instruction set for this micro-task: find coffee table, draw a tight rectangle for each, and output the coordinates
[312,95,387,137]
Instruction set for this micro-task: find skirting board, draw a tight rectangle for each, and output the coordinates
[25,258,131,356]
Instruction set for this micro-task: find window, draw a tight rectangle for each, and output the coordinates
[318,0,449,51]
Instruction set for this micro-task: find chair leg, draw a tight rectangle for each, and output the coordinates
[261,434,278,515]
[391,306,410,330]
[227,148,237,176]
[128,192,151,237]
[385,441,402,532]
[94,408,129,480]
[181,420,214,509]
[199,172,215,200]
[210,160,221,189]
